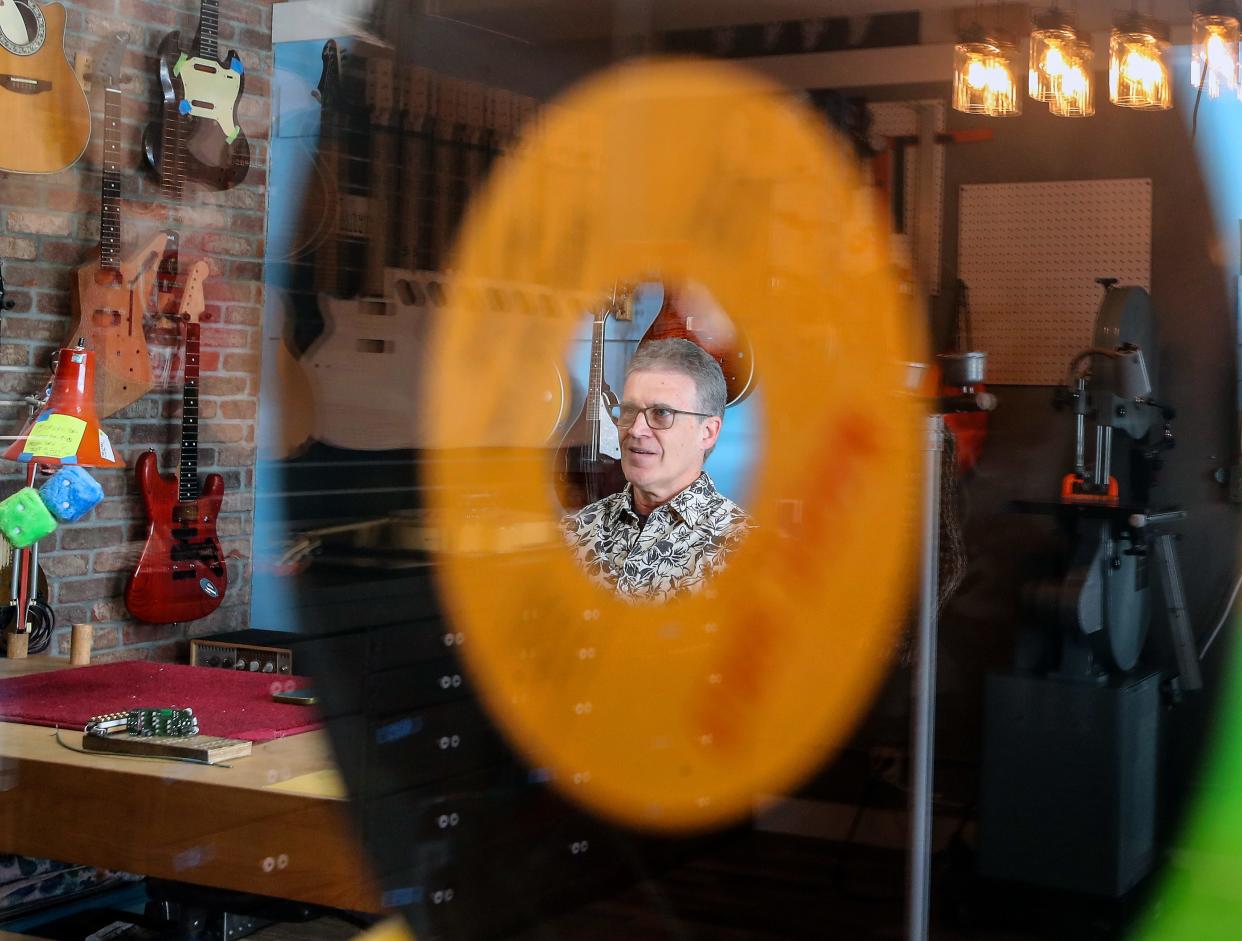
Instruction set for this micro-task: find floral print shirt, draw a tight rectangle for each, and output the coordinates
[562,472,751,602]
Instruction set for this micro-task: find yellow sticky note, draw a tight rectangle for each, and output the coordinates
[23,414,86,459]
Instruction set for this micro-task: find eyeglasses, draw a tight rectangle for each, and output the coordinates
[609,403,713,430]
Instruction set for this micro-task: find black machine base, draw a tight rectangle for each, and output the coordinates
[979,670,1160,897]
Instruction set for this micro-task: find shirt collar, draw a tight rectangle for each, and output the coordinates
[608,473,716,528]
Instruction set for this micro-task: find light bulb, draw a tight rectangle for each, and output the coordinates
[1192,13,1240,98]
[1110,15,1173,110]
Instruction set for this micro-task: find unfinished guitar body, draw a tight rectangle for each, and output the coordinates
[67,231,167,417]
[0,2,90,174]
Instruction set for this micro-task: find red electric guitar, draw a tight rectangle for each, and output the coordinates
[125,264,228,624]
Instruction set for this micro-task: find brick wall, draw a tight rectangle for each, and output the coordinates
[0,0,274,660]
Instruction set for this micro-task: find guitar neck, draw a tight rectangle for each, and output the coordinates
[197,0,220,62]
[159,102,185,206]
[100,83,123,272]
[586,315,606,448]
[179,323,201,501]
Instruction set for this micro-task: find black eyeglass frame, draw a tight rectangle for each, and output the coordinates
[608,402,715,429]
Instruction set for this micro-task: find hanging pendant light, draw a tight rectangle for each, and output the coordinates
[1191,3,1240,99]
[954,24,1021,116]
[1029,8,1078,102]
[1049,31,1095,116]
[1109,12,1173,110]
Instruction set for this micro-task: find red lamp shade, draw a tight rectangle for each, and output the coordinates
[4,343,124,469]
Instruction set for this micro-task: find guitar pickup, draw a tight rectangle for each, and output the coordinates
[171,528,198,539]
[171,571,196,581]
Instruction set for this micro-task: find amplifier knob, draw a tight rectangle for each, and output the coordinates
[233,660,246,670]
[208,656,220,667]
[248,660,260,671]
[262,663,275,673]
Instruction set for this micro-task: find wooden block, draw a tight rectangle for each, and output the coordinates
[5,631,28,660]
[81,732,252,764]
[70,623,91,665]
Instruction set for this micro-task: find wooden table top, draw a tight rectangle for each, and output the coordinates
[0,655,378,911]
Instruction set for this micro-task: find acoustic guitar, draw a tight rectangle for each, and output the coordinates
[554,290,627,513]
[640,281,755,407]
[141,0,250,190]
[65,32,167,418]
[0,0,88,174]
[126,261,228,624]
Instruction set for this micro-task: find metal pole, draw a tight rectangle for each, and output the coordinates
[908,412,944,941]
[11,461,37,637]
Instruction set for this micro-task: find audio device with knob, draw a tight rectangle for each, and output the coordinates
[189,628,310,674]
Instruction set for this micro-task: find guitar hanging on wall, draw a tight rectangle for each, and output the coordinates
[0,0,89,173]
[126,261,228,624]
[141,0,250,190]
[65,32,168,419]
[554,288,628,513]
[640,281,755,407]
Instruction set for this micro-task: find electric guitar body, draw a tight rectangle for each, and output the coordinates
[126,290,228,624]
[126,451,227,623]
[141,9,250,190]
[0,0,89,174]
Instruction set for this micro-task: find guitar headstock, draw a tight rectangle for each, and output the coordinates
[398,65,431,127]
[94,31,130,89]
[435,76,462,131]
[365,56,395,128]
[488,89,513,146]
[178,260,210,324]
[463,81,486,143]
[314,39,342,111]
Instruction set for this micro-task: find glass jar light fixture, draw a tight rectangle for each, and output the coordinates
[1029,8,1078,102]
[954,26,1021,116]
[1110,13,1173,110]
[1050,32,1095,116]
[1191,5,1241,98]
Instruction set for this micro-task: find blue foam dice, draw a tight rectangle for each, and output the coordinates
[38,466,104,522]
[0,488,57,549]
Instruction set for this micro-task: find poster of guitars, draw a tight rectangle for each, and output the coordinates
[0,0,89,173]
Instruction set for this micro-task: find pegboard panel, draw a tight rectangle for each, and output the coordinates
[868,100,945,294]
[958,178,1152,385]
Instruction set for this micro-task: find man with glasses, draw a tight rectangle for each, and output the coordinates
[562,338,750,602]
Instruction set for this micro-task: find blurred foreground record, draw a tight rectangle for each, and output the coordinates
[426,57,922,832]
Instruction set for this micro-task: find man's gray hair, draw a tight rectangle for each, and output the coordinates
[626,339,727,417]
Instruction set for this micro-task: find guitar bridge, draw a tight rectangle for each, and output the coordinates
[0,75,50,95]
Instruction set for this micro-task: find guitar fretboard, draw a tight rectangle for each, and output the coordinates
[100,84,123,272]
[197,0,220,62]
[179,323,201,502]
[159,105,186,205]
[586,315,606,462]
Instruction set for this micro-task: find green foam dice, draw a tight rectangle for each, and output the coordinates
[0,487,58,549]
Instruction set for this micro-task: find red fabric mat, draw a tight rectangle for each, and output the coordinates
[0,661,321,743]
